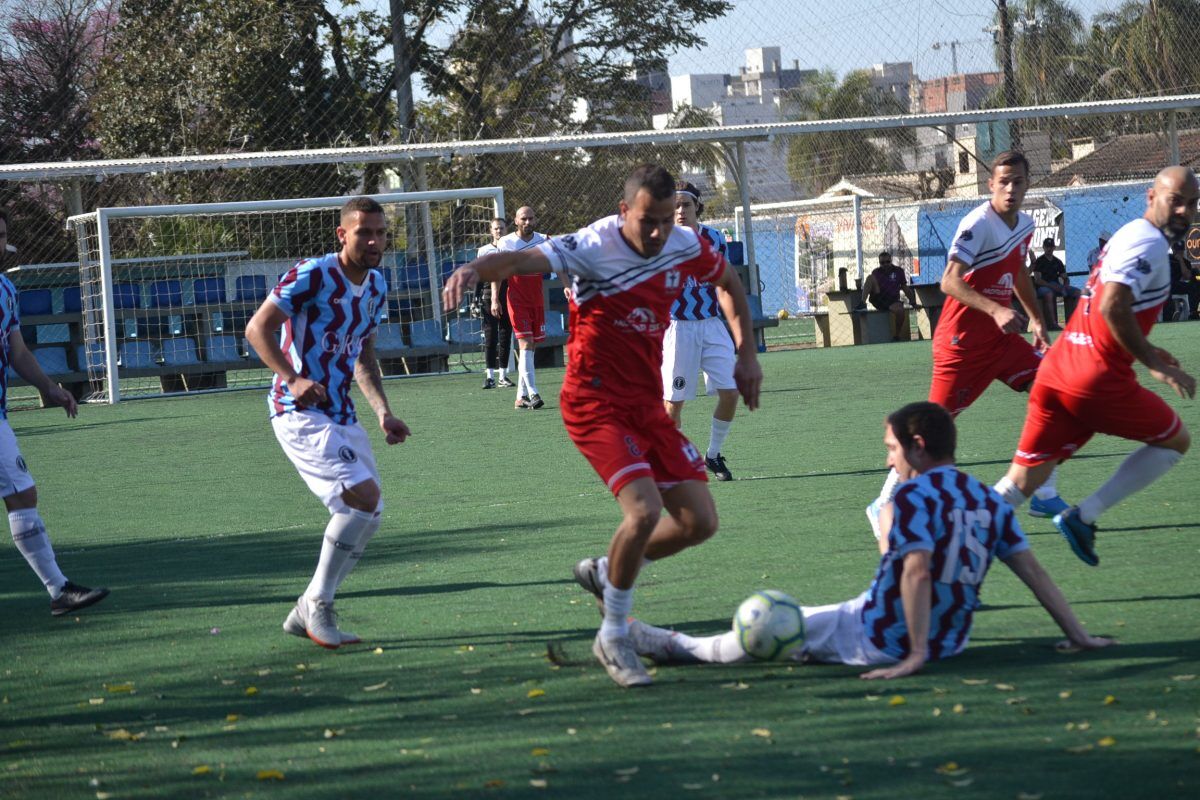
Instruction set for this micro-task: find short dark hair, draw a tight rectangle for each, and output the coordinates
[990,150,1029,176]
[492,217,506,225]
[340,196,385,221]
[1042,237,1055,248]
[878,251,892,261]
[675,180,705,214]
[624,164,676,204]
[887,401,956,460]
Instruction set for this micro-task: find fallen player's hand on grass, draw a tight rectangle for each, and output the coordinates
[860,654,925,680]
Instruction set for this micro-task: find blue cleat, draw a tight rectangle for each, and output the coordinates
[1029,494,1070,518]
[1053,507,1099,566]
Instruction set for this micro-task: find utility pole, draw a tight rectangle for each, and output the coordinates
[996,0,1022,149]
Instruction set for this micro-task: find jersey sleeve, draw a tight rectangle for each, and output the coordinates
[890,484,937,557]
[947,211,987,267]
[992,503,1030,560]
[371,271,388,326]
[537,227,604,280]
[1098,234,1168,300]
[270,260,321,317]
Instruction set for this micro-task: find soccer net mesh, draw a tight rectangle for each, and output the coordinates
[65,189,502,403]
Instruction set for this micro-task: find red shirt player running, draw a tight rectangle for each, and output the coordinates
[443,165,763,687]
[870,150,1068,532]
[994,166,1198,566]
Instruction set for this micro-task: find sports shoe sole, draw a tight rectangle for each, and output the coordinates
[592,634,653,688]
[282,604,346,649]
[1053,512,1099,567]
[50,587,110,617]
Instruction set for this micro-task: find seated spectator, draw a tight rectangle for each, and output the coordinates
[1030,238,1081,330]
[861,251,915,341]
[1168,241,1200,321]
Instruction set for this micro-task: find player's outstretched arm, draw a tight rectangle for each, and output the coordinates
[7,327,76,417]
[941,258,1026,334]
[862,550,931,680]
[354,334,410,445]
[442,250,552,312]
[1101,283,1196,399]
[713,266,762,411]
[245,299,327,405]
[1002,550,1115,651]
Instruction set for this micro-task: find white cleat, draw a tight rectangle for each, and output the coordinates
[283,605,362,645]
[592,631,653,687]
[282,596,344,650]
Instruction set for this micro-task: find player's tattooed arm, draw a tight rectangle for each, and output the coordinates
[354,335,410,445]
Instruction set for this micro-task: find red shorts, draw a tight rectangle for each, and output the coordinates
[508,300,545,342]
[1013,380,1184,466]
[929,335,1042,416]
[560,390,707,495]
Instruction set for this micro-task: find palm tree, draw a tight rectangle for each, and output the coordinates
[998,0,1087,106]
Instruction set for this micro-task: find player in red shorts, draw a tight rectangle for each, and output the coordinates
[498,206,550,409]
[443,165,762,687]
[993,166,1198,566]
[870,150,1068,531]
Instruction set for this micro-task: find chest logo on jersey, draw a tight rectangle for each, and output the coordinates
[982,272,1014,298]
[321,331,365,357]
[664,269,681,290]
[615,307,662,334]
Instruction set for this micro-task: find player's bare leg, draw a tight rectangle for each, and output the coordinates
[664,399,684,427]
[643,480,719,561]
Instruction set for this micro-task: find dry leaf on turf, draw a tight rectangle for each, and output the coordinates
[530,779,548,789]
[527,688,545,699]
[614,766,640,776]
[952,703,965,714]
[531,747,550,756]
[225,714,239,723]
[1103,695,1118,705]
[257,770,285,781]
[244,687,258,696]
[363,681,389,692]
[994,683,1016,691]
[1171,674,1196,681]
[373,647,384,655]
[751,728,772,738]
[88,698,104,706]
[483,779,504,788]
[106,729,144,741]
[1058,691,1072,699]
[935,762,968,776]
[1066,744,1094,754]
[104,683,134,693]
[888,695,906,706]
[961,678,988,686]
[1098,736,1116,747]
[191,765,211,776]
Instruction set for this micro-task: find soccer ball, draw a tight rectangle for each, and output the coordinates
[732,590,805,661]
[777,308,790,320]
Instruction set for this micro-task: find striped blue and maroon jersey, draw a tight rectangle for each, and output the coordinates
[0,276,18,417]
[861,465,1029,661]
[266,253,387,425]
[669,224,727,321]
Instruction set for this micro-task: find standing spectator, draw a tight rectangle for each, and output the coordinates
[1030,238,1081,329]
[498,207,549,409]
[860,251,915,341]
[1168,241,1200,320]
[476,218,514,389]
[1086,231,1111,271]
[662,181,740,481]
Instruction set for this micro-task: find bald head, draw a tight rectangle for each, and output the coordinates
[514,206,537,240]
[1146,165,1199,239]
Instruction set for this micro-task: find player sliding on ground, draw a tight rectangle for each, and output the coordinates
[443,164,763,687]
[246,197,411,650]
[993,166,1198,566]
[625,402,1112,678]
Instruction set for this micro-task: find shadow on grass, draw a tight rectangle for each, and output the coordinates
[13,416,195,437]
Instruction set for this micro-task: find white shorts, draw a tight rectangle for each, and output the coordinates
[794,591,898,666]
[662,317,736,402]
[271,410,380,513]
[0,419,35,498]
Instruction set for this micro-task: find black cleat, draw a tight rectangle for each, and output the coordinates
[529,393,545,409]
[515,395,531,409]
[705,453,733,481]
[50,581,110,617]
[482,377,496,389]
[497,377,516,388]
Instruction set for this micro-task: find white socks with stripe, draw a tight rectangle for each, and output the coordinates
[1078,446,1183,525]
[10,509,67,598]
[333,510,382,592]
[518,348,538,395]
[306,508,376,603]
[707,417,732,460]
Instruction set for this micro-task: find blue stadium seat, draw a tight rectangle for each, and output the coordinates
[18,289,52,317]
[113,283,142,310]
[544,311,567,338]
[399,263,427,290]
[244,337,260,362]
[374,323,407,352]
[375,268,394,293]
[35,324,70,344]
[63,286,82,314]
[76,343,105,371]
[32,347,69,375]
[204,335,243,363]
[161,337,201,366]
[148,280,184,309]
[447,318,482,344]
[234,275,268,303]
[726,241,745,266]
[748,294,766,319]
[408,319,445,348]
[118,340,158,369]
[193,277,227,305]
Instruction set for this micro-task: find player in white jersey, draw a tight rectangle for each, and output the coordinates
[245,197,412,649]
[662,181,741,481]
[0,209,109,616]
[497,207,551,409]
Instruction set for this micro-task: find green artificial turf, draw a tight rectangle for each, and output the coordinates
[1,326,1197,799]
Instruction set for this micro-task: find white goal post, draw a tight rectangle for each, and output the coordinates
[66,187,504,403]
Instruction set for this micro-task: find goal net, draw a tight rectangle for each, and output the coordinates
[66,188,503,402]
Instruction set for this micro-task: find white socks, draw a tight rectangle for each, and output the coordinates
[599,585,633,638]
[993,476,1027,508]
[667,629,748,663]
[485,368,494,380]
[306,508,376,603]
[1033,466,1061,501]
[10,509,66,598]
[333,510,382,592]
[518,348,538,395]
[707,417,732,460]
[1078,446,1183,525]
